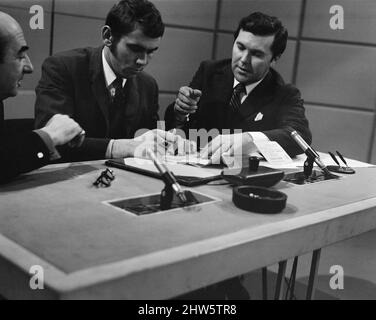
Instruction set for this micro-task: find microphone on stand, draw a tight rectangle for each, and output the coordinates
[290,130,331,176]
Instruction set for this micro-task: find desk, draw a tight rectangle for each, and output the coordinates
[0,160,376,299]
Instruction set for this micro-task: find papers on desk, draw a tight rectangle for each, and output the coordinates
[162,154,211,166]
[253,140,293,166]
[123,158,222,178]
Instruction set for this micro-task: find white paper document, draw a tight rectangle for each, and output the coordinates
[123,158,222,178]
[253,140,293,166]
[162,154,211,166]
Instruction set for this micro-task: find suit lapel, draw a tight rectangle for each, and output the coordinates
[123,77,142,137]
[210,63,234,128]
[89,47,111,135]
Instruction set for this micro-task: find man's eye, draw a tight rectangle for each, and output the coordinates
[129,45,143,53]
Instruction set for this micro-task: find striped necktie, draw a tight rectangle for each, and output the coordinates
[229,83,246,112]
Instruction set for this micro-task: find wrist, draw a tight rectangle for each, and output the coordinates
[111,139,136,158]
[39,127,58,146]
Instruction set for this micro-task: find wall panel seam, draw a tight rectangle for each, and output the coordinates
[305,103,375,114]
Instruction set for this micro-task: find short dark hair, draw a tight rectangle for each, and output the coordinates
[105,0,165,41]
[234,12,288,61]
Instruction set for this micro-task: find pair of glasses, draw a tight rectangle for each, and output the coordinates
[93,168,115,187]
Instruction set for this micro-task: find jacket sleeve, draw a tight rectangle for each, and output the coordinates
[0,132,50,184]
[164,61,206,131]
[262,85,312,157]
[35,55,109,162]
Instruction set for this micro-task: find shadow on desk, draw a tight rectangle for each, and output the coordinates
[0,164,97,192]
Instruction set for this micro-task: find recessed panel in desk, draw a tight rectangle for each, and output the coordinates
[105,190,219,216]
[1,165,376,274]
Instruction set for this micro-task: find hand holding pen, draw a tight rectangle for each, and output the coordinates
[174,86,202,122]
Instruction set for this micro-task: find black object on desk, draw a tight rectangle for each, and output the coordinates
[326,151,355,174]
[105,158,222,186]
[232,186,287,214]
[107,190,217,216]
[221,166,285,187]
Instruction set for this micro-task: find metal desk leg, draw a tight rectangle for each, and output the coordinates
[288,256,299,300]
[262,267,268,300]
[306,249,321,300]
[274,260,287,300]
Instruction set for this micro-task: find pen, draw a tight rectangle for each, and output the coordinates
[328,151,340,166]
[185,89,201,123]
[147,149,187,203]
[336,151,349,167]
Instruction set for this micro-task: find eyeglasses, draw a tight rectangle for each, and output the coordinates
[93,168,115,187]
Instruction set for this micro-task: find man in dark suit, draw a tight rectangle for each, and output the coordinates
[35,0,175,162]
[166,12,312,162]
[0,12,83,184]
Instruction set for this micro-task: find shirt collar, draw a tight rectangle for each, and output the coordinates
[233,76,264,96]
[102,48,127,88]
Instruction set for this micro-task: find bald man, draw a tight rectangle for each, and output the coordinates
[0,12,83,184]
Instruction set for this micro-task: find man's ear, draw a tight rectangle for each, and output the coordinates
[101,25,113,47]
[270,55,280,68]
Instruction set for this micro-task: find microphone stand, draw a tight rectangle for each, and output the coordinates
[160,177,174,210]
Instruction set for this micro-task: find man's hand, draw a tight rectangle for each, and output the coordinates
[40,114,83,146]
[111,129,195,159]
[174,86,202,120]
[200,132,257,164]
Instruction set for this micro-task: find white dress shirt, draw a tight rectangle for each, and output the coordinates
[102,48,127,158]
[233,78,269,144]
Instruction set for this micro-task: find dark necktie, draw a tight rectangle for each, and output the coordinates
[229,83,246,113]
[109,77,127,138]
[111,77,126,108]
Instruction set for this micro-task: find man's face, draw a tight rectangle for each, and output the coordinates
[107,27,161,78]
[0,27,33,100]
[231,29,275,85]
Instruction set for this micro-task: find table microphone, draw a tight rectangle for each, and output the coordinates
[147,149,187,203]
[290,130,331,176]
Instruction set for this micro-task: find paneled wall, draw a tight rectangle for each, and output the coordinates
[1,0,375,162]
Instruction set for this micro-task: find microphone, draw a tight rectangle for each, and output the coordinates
[147,149,187,203]
[290,130,331,176]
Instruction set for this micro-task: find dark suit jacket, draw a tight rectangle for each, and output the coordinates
[165,59,312,157]
[0,101,49,184]
[35,46,159,161]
